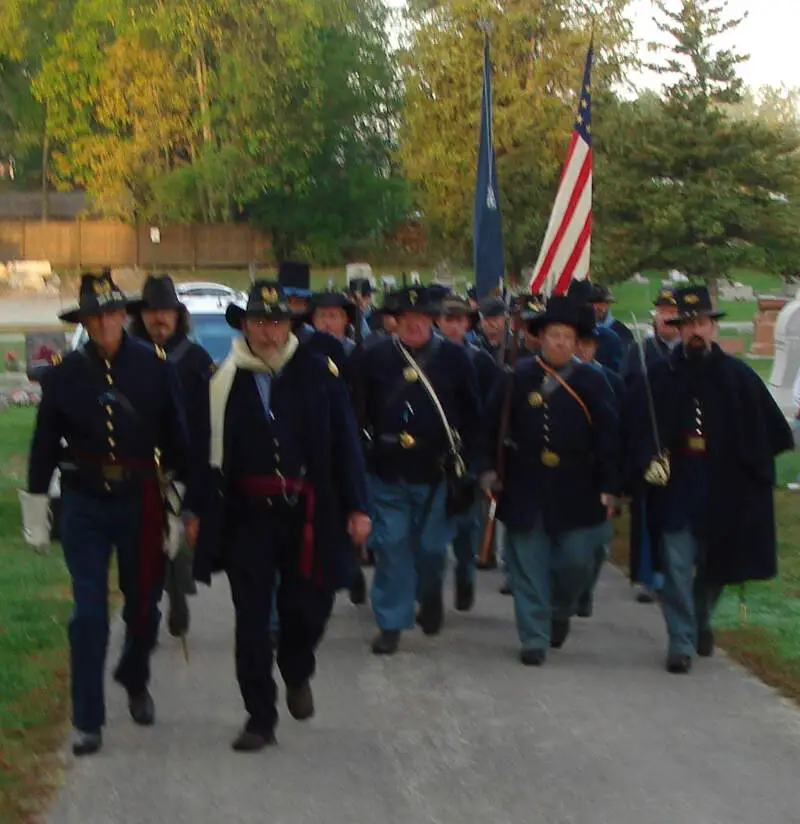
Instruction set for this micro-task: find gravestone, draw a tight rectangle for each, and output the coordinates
[6,260,52,291]
[752,296,790,357]
[718,281,755,302]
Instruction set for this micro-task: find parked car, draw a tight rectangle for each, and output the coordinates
[69,282,244,362]
[48,282,244,538]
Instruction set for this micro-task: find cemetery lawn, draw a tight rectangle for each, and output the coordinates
[611,449,800,704]
[0,406,72,824]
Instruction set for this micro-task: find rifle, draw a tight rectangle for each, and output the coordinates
[478,299,521,566]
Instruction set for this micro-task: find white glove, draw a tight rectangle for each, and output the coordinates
[164,481,186,559]
[165,512,185,559]
[18,491,51,551]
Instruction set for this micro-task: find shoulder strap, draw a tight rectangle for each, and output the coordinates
[395,340,465,477]
[168,337,192,364]
[536,356,592,425]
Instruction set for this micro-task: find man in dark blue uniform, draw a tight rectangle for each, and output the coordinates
[567,279,625,373]
[574,304,625,618]
[625,285,793,674]
[355,286,483,655]
[485,296,619,666]
[589,282,634,350]
[304,289,367,605]
[437,295,497,610]
[24,271,190,756]
[186,281,371,751]
[347,277,375,338]
[127,274,214,638]
[621,285,681,604]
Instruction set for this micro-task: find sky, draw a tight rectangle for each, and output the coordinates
[386,0,800,94]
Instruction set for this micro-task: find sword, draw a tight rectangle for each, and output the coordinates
[630,313,670,486]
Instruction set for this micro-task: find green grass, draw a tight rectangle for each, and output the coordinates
[0,407,72,824]
[610,268,783,325]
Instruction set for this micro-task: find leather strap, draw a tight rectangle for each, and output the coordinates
[535,356,592,425]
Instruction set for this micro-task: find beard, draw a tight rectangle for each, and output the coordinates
[685,335,710,361]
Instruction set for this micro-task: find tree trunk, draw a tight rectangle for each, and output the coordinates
[41,107,50,222]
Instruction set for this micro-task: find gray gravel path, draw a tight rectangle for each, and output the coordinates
[43,566,800,824]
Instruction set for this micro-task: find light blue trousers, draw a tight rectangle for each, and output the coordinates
[506,520,613,651]
[660,529,723,656]
[370,477,454,631]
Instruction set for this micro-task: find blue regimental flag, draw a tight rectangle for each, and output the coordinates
[473,34,505,299]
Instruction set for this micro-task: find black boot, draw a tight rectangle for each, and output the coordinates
[666,653,693,674]
[349,568,367,606]
[520,649,546,667]
[286,681,315,721]
[576,591,593,618]
[454,580,475,612]
[72,728,102,757]
[232,719,277,752]
[416,593,444,636]
[550,619,571,649]
[697,628,715,657]
[128,689,155,726]
[371,630,400,655]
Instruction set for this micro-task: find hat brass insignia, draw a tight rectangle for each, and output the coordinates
[403,366,419,382]
[261,286,279,304]
[659,290,675,303]
[528,391,543,408]
[93,278,112,297]
[684,293,700,305]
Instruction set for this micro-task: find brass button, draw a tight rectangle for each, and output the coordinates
[106,421,114,432]
[105,405,113,416]
[103,482,111,491]
[105,374,113,385]
[108,437,116,448]
[109,453,116,462]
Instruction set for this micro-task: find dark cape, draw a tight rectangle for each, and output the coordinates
[624,344,793,585]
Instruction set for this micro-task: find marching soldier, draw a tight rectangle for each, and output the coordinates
[567,279,625,373]
[574,304,625,618]
[186,281,371,751]
[355,286,483,655]
[485,296,619,666]
[621,286,681,604]
[625,285,793,674]
[128,274,214,638]
[305,290,367,604]
[23,271,190,756]
[477,295,509,361]
[347,277,375,338]
[588,282,634,348]
[438,295,497,610]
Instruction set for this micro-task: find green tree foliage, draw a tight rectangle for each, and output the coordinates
[0,0,409,261]
[399,0,636,275]
[622,0,800,282]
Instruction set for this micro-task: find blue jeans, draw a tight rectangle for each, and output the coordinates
[660,529,723,656]
[61,486,163,732]
[452,499,480,587]
[370,477,454,631]
[506,520,613,651]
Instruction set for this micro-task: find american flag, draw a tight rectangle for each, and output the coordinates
[529,45,593,296]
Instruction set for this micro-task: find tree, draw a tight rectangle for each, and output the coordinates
[399,0,636,275]
[619,0,800,283]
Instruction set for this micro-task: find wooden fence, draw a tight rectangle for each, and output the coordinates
[0,219,272,269]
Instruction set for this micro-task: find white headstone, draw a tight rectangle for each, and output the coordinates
[6,260,51,291]
[770,299,800,389]
[380,275,397,290]
[410,271,421,285]
[718,281,755,302]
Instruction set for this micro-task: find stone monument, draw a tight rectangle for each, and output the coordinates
[768,296,800,417]
[752,296,790,357]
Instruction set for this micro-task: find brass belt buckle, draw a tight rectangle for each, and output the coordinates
[687,436,706,453]
[398,431,416,449]
[540,449,560,468]
[102,464,124,482]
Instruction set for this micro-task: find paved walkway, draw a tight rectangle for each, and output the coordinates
[44,566,800,824]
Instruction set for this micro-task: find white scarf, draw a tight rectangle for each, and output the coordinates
[209,334,299,468]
